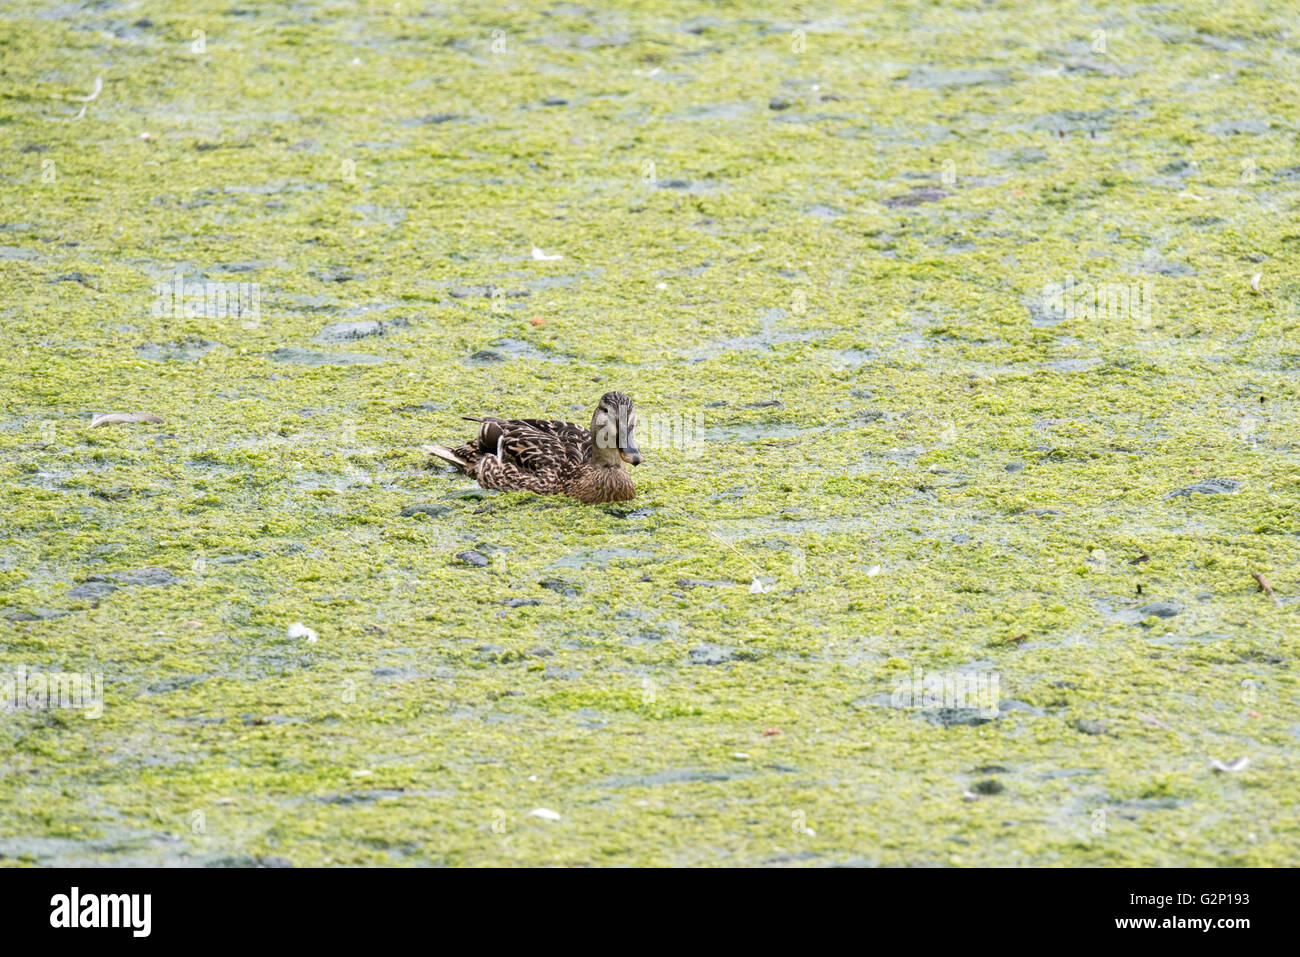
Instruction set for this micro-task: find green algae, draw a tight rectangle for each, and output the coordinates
[0,0,1298,866]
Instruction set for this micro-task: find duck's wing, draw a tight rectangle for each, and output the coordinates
[513,419,592,464]
[466,417,591,470]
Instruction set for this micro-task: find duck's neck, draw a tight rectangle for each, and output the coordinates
[573,461,635,503]
[591,446,624,469]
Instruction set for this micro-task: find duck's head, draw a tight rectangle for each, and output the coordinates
[591,391,642,467]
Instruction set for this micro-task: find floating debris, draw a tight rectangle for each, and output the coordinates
[90,412,164,427]
[1252,571,1281,606]
[1209,756,1249,773]
[287,622,318,643]
[67,75,103,103]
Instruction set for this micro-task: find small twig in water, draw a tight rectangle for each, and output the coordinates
[1138,712,1175,733]
[706,527,760,573]
[662,505,760,573]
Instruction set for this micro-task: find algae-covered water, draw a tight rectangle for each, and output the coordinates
[0,1,1297,866]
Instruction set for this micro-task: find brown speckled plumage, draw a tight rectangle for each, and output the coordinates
[423,392,642,504]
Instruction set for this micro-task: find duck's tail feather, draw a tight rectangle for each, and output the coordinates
[422,444,470,468]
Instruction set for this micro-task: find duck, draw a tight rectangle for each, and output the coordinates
[423,391,643,504]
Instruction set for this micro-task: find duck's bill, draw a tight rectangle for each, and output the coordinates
[618,441,643,466]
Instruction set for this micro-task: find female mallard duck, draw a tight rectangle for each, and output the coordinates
[423,392,643,504]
